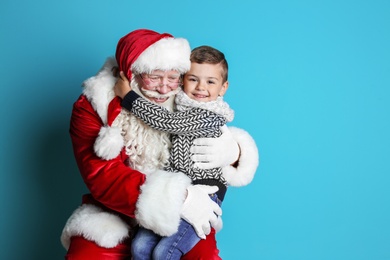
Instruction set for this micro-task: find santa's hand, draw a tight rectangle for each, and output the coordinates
[114,71,132,99]
[191,125,240,169]
[180,185,222,239]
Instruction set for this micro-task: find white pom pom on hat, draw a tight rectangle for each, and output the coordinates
[93,95,124,160]
[94,125,124,160]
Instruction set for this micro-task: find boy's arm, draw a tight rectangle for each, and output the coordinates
[123,91,225,136]
[115,71,225,136]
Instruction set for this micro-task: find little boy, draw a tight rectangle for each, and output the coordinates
[115,45,235,260]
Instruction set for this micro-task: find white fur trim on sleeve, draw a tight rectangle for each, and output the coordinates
[223,127,259,187]
[135,170,192,236]
[60,204,130,250]
[94,126,124,160]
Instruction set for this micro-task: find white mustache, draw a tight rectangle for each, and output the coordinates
[140,87,181,99]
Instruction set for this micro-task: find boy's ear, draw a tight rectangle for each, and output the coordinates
[219,81,229,96]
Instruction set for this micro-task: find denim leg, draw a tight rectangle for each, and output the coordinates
[151,193,222,260]
[209,193,222,206]
[153,219,200,260]
[131,227,161,260]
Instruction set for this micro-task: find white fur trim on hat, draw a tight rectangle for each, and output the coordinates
[132,37,191,74]
[60,204,130,250]
[223,127,259,187]
[94,126,124,160]
[135,170,192,236]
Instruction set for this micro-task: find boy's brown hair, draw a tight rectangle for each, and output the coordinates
[190,45,228,82]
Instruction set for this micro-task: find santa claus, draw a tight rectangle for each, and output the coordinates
[61,29,259,259]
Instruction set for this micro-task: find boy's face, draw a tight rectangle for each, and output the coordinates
[183,62,228,102]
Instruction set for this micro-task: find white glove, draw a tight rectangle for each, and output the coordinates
[180,185,222,239]
[191,125,240,169]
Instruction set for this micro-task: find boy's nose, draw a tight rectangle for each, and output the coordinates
[196,82,206,90]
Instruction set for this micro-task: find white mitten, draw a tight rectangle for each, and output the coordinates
[214,216,223,233]
[191,125,240,169]
[180,185,222,239]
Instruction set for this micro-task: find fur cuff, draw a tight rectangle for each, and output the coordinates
[60,204,130,250]
[135,170,192,236]
[223,127,259,187]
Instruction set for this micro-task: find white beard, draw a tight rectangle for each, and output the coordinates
[112,78,174,174]
[113,110,171,174]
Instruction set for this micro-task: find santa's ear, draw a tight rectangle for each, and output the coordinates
[112,66,120,77]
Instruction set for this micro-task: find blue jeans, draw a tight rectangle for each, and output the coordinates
[131,193,222,260]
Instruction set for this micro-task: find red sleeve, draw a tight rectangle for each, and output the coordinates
[70,95,146,218]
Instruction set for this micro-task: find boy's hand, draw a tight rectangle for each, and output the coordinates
[114,71,132,99]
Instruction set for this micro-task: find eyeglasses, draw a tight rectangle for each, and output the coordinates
[139,74,182,90]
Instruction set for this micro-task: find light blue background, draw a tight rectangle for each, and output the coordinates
[1,0,389,259]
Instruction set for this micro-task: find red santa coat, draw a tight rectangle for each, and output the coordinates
[61,58,259,252]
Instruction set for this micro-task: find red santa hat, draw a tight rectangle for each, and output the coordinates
[94,29,191,160]
[116,29,191,80]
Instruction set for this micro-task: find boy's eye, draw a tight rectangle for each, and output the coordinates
[208,80,216,84]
